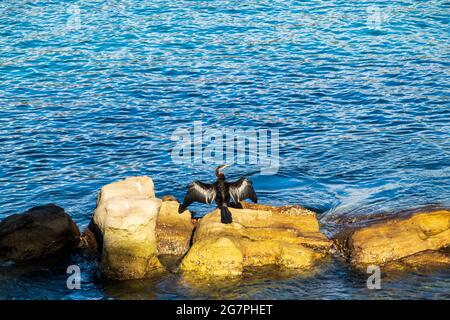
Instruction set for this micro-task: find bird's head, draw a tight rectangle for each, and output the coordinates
[215,164,230,178]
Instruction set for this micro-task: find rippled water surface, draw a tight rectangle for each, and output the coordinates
[0,0,449,299]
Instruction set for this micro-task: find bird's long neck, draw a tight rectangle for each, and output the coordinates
[216,173,225,181]
[215,168,225,181]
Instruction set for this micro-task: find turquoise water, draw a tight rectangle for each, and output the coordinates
[0,0,449,299]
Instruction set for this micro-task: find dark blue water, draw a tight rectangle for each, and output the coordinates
[0,0,449,299]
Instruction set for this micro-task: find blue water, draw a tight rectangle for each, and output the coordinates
[0,0,449,299]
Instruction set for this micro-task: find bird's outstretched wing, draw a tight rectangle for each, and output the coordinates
[227,177,257,204]
[179,181,216,213]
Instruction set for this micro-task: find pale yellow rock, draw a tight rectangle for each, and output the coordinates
[92,176,163,280]
[180,237,244,276]
[334,210,450,265]
[180,203,331,276]
[278,244,323,269]
[156,200,194,256]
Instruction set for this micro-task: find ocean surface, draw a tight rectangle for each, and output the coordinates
[0,0,449,299]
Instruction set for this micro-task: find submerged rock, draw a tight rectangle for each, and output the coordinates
[180,202,332,276]
[91,176,164,280]
[0,204,80,261]
[156,198,194,256]
[333,209,450,266]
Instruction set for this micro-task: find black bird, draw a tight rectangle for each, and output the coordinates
[178,165,258,224]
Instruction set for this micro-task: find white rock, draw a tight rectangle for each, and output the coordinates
[92,176,163,280]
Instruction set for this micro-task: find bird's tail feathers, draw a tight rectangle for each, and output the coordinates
[220,206,233,224]
[178,205,186,214]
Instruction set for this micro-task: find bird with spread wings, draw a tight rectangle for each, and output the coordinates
[178,165,257,224]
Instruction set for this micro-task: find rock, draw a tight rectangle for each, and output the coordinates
[381,248,450,272]
[161,194,178,202]
[333,209,450,265]
[156,199,194,256]
[0,204,80,261]
[80,227,97,252]
[389,250,450,270]
[180,202,332,276]
[91,176,164,280]
[182,237,244,276]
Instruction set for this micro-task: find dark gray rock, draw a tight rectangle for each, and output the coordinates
[0,204,80,261]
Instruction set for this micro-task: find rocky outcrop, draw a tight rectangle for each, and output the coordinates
[180,202,332,276]
[156,198,194,256]
[386,249,450,270]
[0,204,80,261]
[333,209,450,266]
[91,176,164,280]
